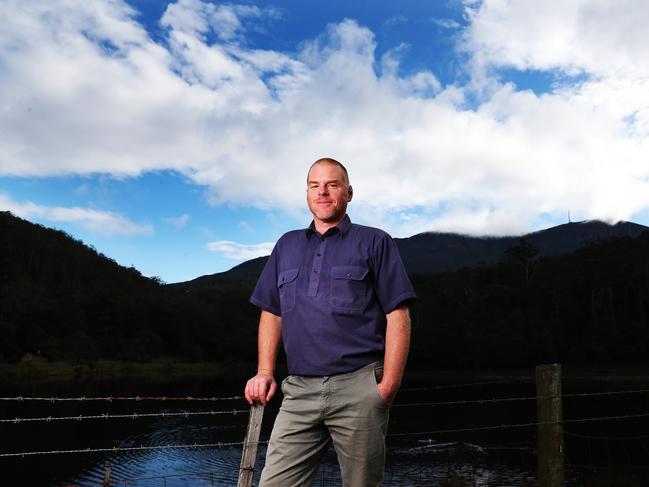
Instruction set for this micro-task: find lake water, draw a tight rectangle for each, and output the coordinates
[2,369,648,486]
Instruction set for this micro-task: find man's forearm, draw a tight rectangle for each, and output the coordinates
[380,306,411,400]
[257,310,282,374]
[244,310,282,405]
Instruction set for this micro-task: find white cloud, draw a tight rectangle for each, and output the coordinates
[432,18,460,29]
[0,193,153,237]
[1,0,649,237]
[206,240,274,260]
[164,213,191,229]
[384,15,408,28]
[462,0,649,78]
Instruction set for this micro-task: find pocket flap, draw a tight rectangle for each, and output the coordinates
[277,268,299,287]
[331,265,368,281]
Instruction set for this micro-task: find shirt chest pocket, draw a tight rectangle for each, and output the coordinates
[330,265,370,312]
[277,268,299,313]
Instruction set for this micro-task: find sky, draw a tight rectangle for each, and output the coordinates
[2,0,649,283]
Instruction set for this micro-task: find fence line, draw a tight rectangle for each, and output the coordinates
[0,395,242,402]
[3,370,649,485]
[5,411,647,459]
[394,394,538,408]
[0,408,251,424]
[400,377,530,391]
[564,429,649,441]
[0,440,266,458]
[2,386,646,405]
[564,411,649,424]
[3,388,648,425]
[387,411,649,439]
[562,388,649,398]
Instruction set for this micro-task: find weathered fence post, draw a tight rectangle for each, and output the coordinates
[237,403,265,487]
[536,364,564,487]
[102,462,111,487]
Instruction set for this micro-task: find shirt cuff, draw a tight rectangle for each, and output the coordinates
[383,291,417,314]
[249,295,281,317]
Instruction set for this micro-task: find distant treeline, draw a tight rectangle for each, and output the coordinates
[2,211,649,369]
[0,212,257,364]
[409,234,649,368]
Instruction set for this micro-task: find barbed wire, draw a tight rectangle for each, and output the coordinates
[564,411,649,425]
[2,386,645,406]
[393,395,538,408]
[400,377,529,392]
[564,429,649,441]
[388,421,539,438]
[2,388,648,426]
[3,411,649,459]
[562,388,649,398]
[0,408,251,424]
[388,411,649,438]
[0,395,243,402]
[394,387,649,408]
[0,440,267,458]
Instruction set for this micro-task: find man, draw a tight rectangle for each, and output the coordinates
[244,158,416,486]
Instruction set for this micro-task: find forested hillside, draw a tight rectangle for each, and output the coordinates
[2,210,649,369]
[409,234,649,367]
[0,212,258,364]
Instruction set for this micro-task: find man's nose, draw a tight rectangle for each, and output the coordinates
[318,184,329,195]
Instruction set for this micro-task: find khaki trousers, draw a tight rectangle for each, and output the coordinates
[259,362,390,487]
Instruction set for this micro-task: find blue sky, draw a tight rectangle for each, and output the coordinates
[2,0,649,283]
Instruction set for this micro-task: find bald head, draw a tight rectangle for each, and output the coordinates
[307,158,350,185]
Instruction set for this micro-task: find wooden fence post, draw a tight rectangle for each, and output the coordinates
[536,364,564,487]
[237,403,265,487]
[102,462,111,487]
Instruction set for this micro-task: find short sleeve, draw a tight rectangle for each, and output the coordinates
[372,233,416,314]
[249,244,281,316]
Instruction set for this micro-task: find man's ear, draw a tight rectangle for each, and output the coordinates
[347,185,353,201]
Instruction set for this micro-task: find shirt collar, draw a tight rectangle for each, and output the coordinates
[306,214,352,238]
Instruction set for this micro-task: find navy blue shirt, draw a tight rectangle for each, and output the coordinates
[250,215,416,376]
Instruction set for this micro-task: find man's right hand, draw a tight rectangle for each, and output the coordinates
[244,372,277,405]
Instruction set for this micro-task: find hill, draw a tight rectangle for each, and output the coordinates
[3,210,649,369]
[0,211,258,363]
[177,220,648,288]
[396,220,648,274]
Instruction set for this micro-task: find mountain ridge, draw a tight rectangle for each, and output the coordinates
[176,219,649,286]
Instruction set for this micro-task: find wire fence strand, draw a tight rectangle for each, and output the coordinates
[0,408,251,424]
[388,411,649,439]
[0,395,243,402]
[400,377,530,392]
[0,440,267,458]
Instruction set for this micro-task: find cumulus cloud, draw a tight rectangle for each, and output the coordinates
[206,240,274,260]
[164,213,191,229]
[1,0,649,236]
[462,0,649,78]
[432,18,460,30]
[0,193,153,236]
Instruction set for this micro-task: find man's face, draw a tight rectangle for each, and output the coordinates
[306,163,353,226]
